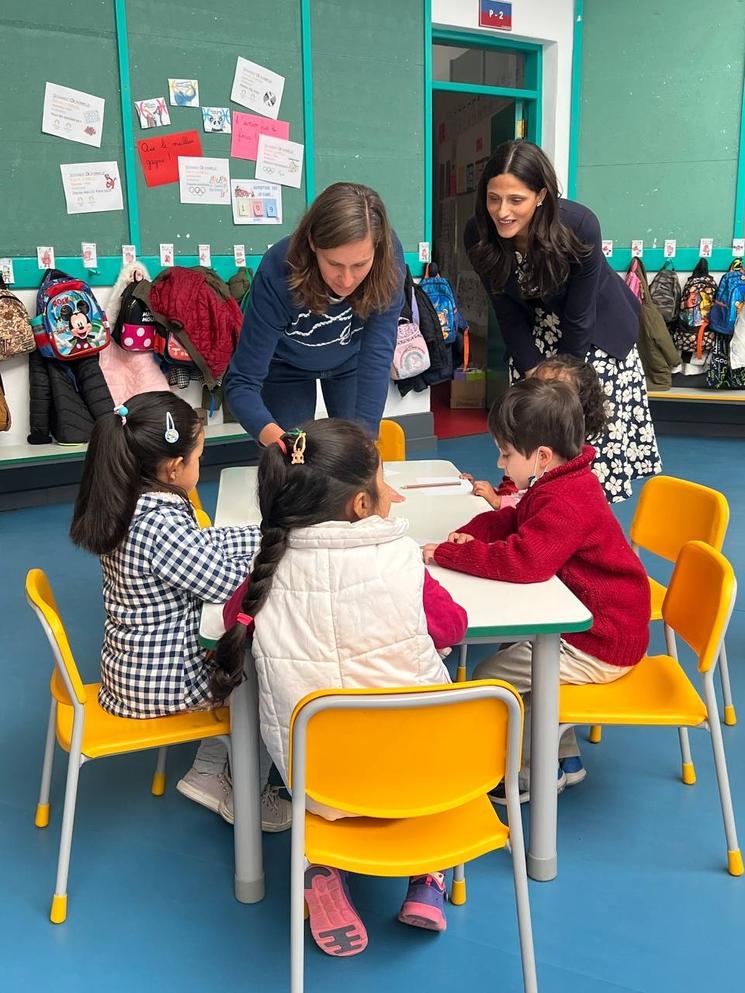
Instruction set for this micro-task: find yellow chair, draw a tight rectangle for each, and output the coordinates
[189,488,212,527]
[589,475,733,756]
[377,419,406,461]
[288,681,537,993]
[561,541,742,876]
[27,569,230,924]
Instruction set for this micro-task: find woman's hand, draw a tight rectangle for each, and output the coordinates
[422,543,439,564]
[446,531,475,545]
[471,481,502,508]
[258,422,286,447]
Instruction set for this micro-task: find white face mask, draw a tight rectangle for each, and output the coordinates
[527,451,542,488]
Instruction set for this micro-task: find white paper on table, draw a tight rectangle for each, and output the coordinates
[231,56,285,119]
[59,161,123,214]
[231,179,283,224]
[178,156,230,205]
[255,134,304,189]
[42,83,105,147]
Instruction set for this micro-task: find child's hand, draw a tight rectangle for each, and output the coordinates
[459,472,475,483]
[422,543,439,564]
[446,531,475,545]
[472,480,502,509]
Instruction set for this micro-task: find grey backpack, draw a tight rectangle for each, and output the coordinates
[649,261,681,326]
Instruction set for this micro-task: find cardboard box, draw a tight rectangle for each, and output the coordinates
[450,368,486,409]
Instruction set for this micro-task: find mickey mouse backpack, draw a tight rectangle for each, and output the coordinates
[30,269,109,360]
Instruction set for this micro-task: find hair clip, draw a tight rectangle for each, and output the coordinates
[291,430,306,465]
[236,612,254,629]
[114,404,128,425]
[164,411,179,444]
[275,438,288,455]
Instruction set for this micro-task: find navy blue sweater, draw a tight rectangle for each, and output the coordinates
[225,235,405,439]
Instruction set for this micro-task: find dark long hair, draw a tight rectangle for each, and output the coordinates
[286,182,400,320]
[468,140,591,298]
[532,355,608,441]
[211,418,381,700]
[70,392,202,555]
[488,378,585,461]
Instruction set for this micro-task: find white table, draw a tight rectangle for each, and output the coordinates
[200,459,592,885]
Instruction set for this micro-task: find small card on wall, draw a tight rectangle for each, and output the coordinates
[601,240,613,258]
[418,242,431,263]
[81,242,97,268]
[699,238,713,258]
[60,161,124,214]
[178,156,231,205]
[122,245,137,265]
[37,246,55,269]
[42,82,105,148]
[0,258,15,284]
[231,179,283,224]
[733,238,745,257]
[664,239,676,258]
[234,244,246,266]
[631,240,644,258]
[231,111,289,160]
[168,79,199,108]
[231,57,285,119]
[198,244,211,266]
[201,107,231,133]
[255,134,304,188]
[160,243,174,266]
[135,98,170,129]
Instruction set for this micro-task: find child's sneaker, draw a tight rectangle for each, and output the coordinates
[304,865,368,956]
[176,768,231,814]
[489,767,566,806]
[398,872,447,931]
[560,755,587,786]
[217,784,292,832]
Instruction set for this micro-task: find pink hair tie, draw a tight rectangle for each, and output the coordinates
[275,438,288,455]
[236,612,254,628]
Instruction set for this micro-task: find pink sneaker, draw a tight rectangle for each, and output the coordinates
[398,872,447,931]
[304,865,368,956]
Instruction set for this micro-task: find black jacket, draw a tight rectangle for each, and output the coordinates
[464,199,640,373]
[28,350,113,445]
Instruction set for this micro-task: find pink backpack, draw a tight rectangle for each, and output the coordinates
[390,279,431,381]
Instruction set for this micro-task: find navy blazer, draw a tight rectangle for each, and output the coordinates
[464,199,640,373]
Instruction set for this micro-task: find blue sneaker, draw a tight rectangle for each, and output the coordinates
[560,755,586,786]
[398,872,447,931]
[489,767,566,806]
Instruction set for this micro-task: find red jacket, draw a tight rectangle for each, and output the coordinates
[434,446,650,668]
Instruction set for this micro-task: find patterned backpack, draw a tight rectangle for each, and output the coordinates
[674,258,718,359]
[31,269,109,361]
[419,262,467,344]
[649,261,681,326]
[0,278,35,360]
[708,258,745,336]
[112,272,162,352]
[390,269,430,381]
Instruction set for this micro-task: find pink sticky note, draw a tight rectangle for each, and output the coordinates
[230,112,290,161]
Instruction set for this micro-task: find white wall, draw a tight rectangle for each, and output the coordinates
[432,0,576,192]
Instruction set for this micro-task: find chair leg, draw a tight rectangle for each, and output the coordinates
[719,641,737,726]
[703,678,743,876]
[151,747,167,796]
[678,728,696,785]
[50,730,84,924]
[506,802,538,993]
[290,802,306,993]
[456,643,467,683]
[36,699,57,828]
[588,725,602,744]
[451,862,466,905]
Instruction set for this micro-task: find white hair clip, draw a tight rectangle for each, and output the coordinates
[164,411,180,444]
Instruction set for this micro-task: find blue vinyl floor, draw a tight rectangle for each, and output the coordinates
[2,431,744,992]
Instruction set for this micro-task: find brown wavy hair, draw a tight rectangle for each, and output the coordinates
[532,355,608,441]
[468,140,591,298]
[286,182,400,320]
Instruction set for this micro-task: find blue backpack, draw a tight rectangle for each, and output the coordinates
[708,259,745,336]
[30,269,109,361]
[418,263,467,344]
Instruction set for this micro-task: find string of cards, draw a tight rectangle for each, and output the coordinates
[601,238,745,259]
[41,55,304,226]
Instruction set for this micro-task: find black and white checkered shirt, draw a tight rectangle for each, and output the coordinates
[98,492,260,718]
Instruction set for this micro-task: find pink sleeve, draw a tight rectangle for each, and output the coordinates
[422,569,468,649]
[499,491,523,510]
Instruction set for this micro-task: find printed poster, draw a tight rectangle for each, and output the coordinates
[231,179,282,225]
[231,57,285,119]
[178,156,231,205]
[59,162,124,214]
[255,134,304,188]
[42,82,105,148]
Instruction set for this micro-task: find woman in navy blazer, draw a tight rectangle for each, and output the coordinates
[465,140,660,501]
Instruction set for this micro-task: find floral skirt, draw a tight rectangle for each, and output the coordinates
[507,308,662,502]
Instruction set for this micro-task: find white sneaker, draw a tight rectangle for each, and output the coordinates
[218,784,292,832]
[176,768,232,815]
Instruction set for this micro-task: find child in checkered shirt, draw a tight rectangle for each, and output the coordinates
[69,391,291,832]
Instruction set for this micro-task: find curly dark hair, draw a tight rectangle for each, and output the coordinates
[532,355,608,441]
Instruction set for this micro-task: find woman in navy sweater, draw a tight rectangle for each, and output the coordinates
[225,183,404,447]
[465,140,660,501]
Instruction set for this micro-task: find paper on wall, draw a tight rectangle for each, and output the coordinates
[255,134,303,188]
[231,57,285,119]
[59,161,124,214]
[231,112,289,160]
[231,179,282,224]
[137,130,202,187]
[178,156,231,205]
[0,258,15,284]
[42,82,105,148]
[135,97,170,129]
[160,244,174,266]
[168,79,199,107]
[81,242,97,268]
[37,247,55,269]
[202,107,231,133]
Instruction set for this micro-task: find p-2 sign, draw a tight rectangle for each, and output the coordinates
[479,1,513,31]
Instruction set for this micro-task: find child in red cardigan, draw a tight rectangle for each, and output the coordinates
[423,378,650,801]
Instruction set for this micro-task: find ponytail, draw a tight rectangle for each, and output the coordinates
[70,391,201,555]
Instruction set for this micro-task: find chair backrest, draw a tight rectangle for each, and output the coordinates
[25,569,87,706]
[288,680,523,818]
[194,507,212,529]
[630,475,729,563]
[377,419,406,461]
[662,541,737,673]
[189,487,205,513]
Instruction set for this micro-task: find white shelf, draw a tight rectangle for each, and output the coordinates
[648,387,745,403]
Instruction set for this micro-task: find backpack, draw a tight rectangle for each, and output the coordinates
[418,262,467,344]
[0,278,35,360]
[649,261,681,325]
[149,267,243,387]
[628,258,681,391]
[112,273,162,352]
[674,258,718,358]
[706,332,745,389]
[395,268,454,396]
[390,275,430,381]
[30,269,109,361]
[708,258,745,336]
[0,370,10,431]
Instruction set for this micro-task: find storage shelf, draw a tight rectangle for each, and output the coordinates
[648,387,745,403]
